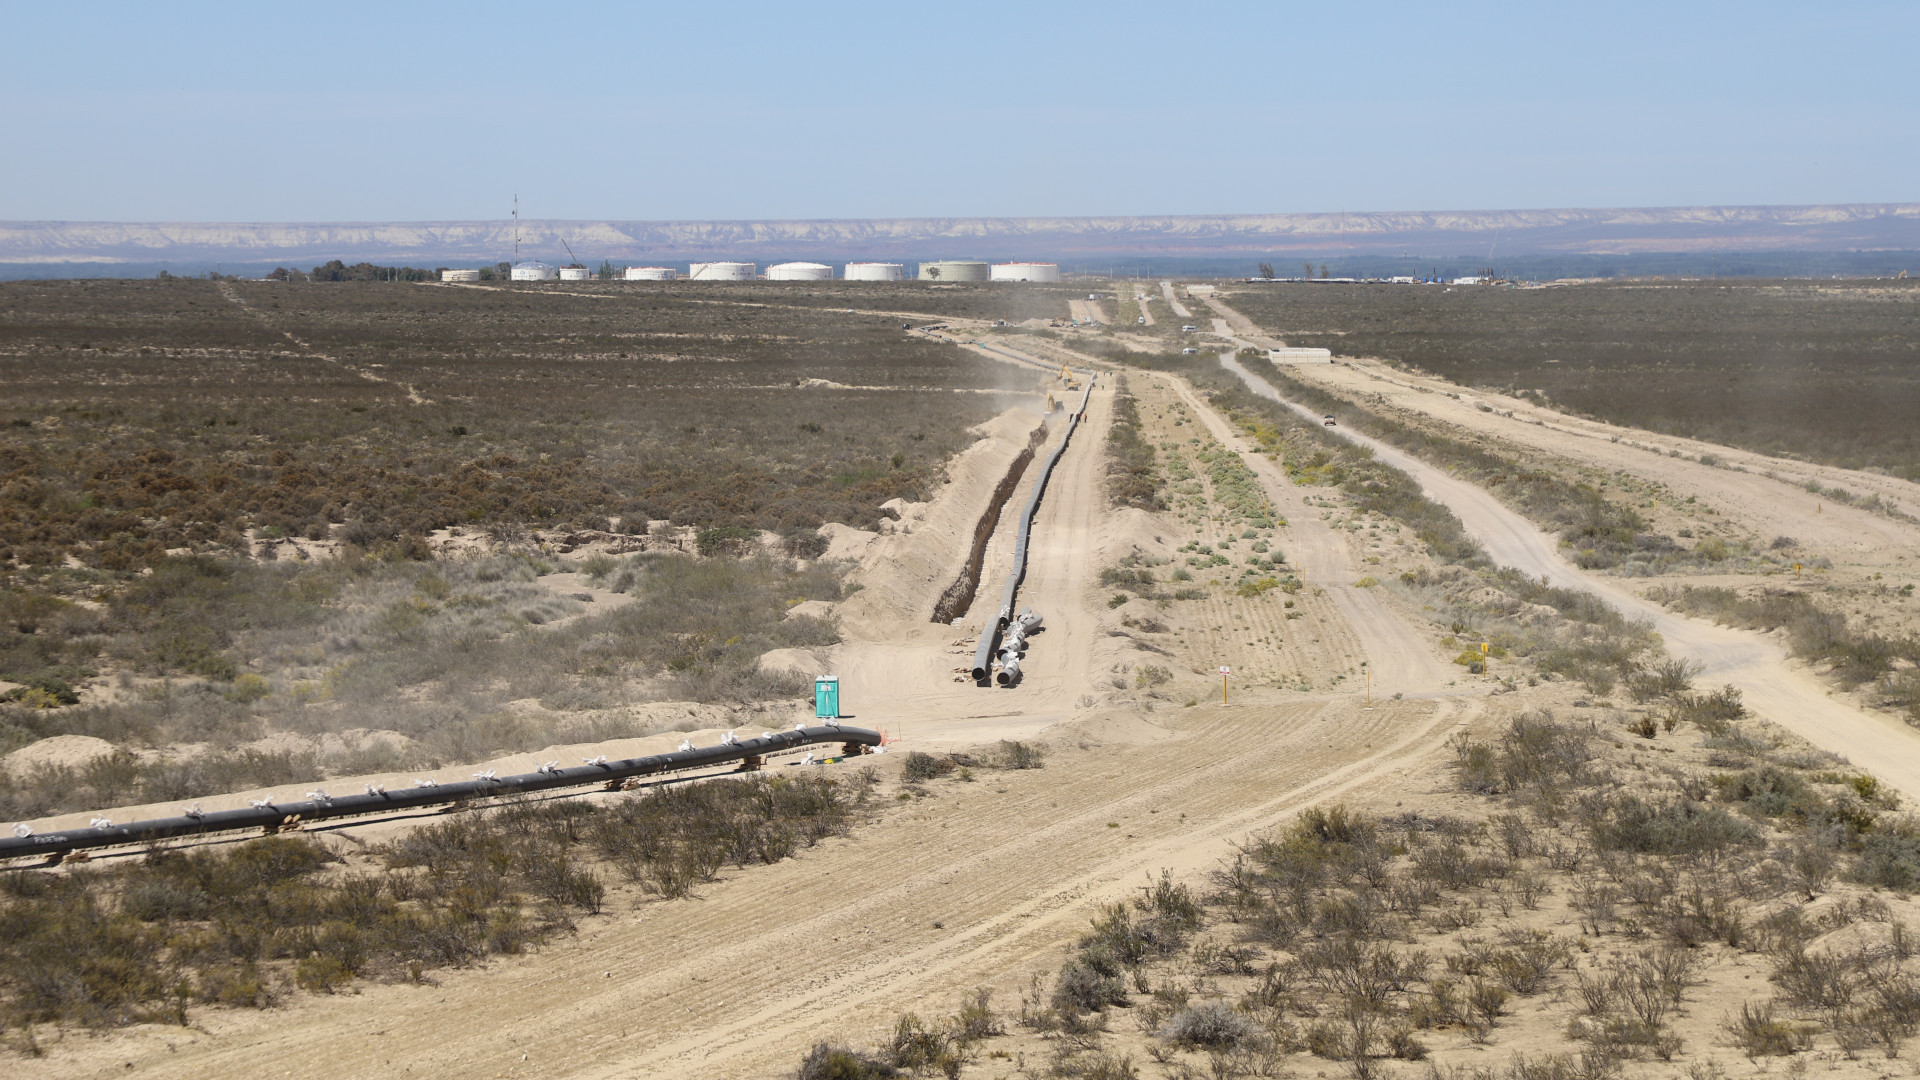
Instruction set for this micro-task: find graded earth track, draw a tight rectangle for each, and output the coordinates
[5,292,1500,1080]
[24,697,1468,1080]
[1206,297,1920,799]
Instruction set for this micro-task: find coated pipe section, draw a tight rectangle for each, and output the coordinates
[970,376,1096,682]
[2,725,881,862]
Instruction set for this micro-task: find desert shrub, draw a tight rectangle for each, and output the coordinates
[995,740,1045,769]
[1853,818,1920,890]
[1106,377,1165,511]
[1159,1001,1255,1048]
[902,751,953,781]
[1627,658,1700,703]
[0,771,868,1029]
[1582,792,1761,860]
[794,1041,899,1079]
[1651,586,1916,688]
[1451,713,1597,798]
[1053,959,1129,1014]
[1226,280,1920,482]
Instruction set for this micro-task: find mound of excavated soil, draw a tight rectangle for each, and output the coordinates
[3,734,118,778]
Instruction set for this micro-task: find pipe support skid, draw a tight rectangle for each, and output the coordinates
[971,375,1096,683]
[1,726,881,862]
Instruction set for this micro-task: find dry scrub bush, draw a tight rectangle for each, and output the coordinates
[0,550,846,813]
[1226,279,1920,482]
[0,278,1040,570]
[0,772,866,1029]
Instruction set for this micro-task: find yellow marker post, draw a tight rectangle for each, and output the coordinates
[1795,562,1803,579]
[1219,665,1231,704]
[1481,642,1491,681]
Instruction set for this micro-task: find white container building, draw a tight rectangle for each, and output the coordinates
[990,262,1061,282]
[510,262,557,282]
[917,260,990,282]
[844,262,905,281]
[558,267,592,281]
[1268,347,1334,363]
[440,269,481,283]
[766,261,833,281]
[624,266,678,281]
[689,261,757,281]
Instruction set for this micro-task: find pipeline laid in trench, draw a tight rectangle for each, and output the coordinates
[971,375,1096,684]
[2,725,881,864]
[930,422,1047,625]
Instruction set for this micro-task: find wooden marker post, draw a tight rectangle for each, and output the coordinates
[1362,661,1372,709]
[1219,665,1231,704]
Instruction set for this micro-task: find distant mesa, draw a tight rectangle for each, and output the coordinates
[4,204,1917,268]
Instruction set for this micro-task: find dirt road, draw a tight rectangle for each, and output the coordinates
[1212,346,1920,800]
[38,689,1469,1080]
[1155,373,1456,697]
[1159,280,1192,319]
[10,306,1509,1080]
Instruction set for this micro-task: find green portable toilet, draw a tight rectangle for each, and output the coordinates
[814,676,840,719]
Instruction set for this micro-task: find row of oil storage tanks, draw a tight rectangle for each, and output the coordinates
[443,261,1061,283]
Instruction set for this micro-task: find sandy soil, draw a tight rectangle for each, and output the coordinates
[23,288,1917,1078]
[1207,294,1920,800]
[3,302,1520,1078]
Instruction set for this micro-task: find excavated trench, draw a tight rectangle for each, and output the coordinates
[930,421,1049,624]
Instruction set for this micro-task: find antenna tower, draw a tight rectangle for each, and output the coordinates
[513,194,520,266]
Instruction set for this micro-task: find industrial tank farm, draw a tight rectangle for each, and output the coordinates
[845,262,905,281]
[766,261,833,281]
[918,259,990,282]
[990,262,1060,282]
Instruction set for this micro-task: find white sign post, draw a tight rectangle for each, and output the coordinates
[1219,665,1231,704]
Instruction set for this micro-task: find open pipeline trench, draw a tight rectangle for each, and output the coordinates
[930,421,1049,625]
[972,377,1097,685]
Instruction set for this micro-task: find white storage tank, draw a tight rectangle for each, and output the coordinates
[441,269,480,283]
[558,267,591,281]
[689,261,756,281]
[844,262,905,281]
[917,260,990,282]
[510,262,557,281]
[766,261,833,281]
[624,266,678,281]
[990,262,1061,282]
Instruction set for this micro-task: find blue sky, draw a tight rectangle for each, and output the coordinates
[1,2,1914,222]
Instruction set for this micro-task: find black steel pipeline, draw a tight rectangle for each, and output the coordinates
[2,725,881,862]
[970,375,1096,682]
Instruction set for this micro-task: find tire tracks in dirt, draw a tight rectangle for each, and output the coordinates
[217,281,432,405]
[1205,296,1920,800]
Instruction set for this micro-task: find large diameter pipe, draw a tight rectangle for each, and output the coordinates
[2,725,881,861]
[996,658,1022,686]
[970,376,1094,684]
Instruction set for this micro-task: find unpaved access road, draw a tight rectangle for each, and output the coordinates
[1211,343,1920,801]
[12,306,1502,1080]
[32,696,1465,1080]
[1197,293,1920,567]
[1154,372,1456,697]
[1159,280,1192,319]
